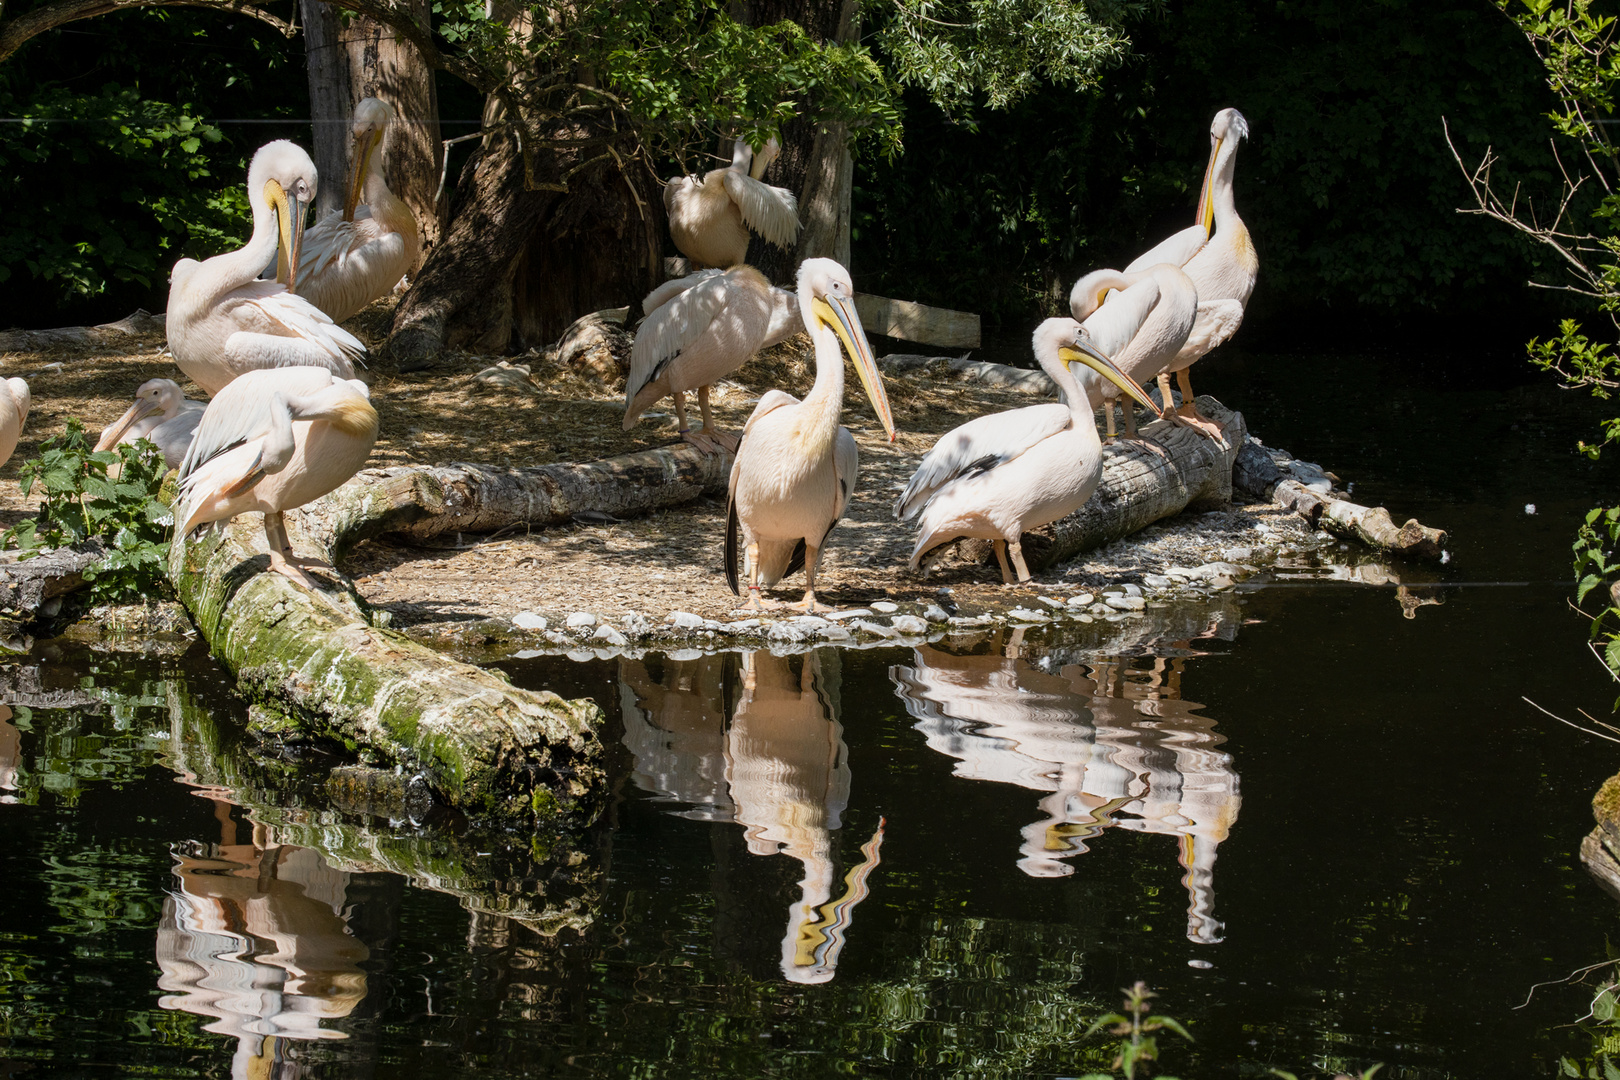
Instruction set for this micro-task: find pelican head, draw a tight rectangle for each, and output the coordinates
[798,257,896,442]
[1197,107,1249,235]
[95,378,185,451]
[251,140,317,293]
[750,135,782,180]
[1068,267,1131,323]
[1039,317,1161,417]
[345,97,396,221]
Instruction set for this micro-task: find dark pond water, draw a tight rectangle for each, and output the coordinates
[5,343,1620,1078]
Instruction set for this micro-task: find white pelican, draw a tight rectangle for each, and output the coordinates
[175,366,378,588]
[1126,108,1254,433]
[896,318,1159,584]
[724,258,895,612]
[0,378,30,470]
[167,141,365,397]
[665,136,800,270]
[624,266,800,452]
[95,379,204,469]
[1067,263,1197,440]
[287,98,421,323]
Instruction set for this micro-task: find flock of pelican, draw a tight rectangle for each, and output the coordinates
[5,101,1250,605]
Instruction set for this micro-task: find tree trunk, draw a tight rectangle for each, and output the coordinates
[168,504,606,832]
[300,0,351,221]
[736,0,857,281]
[343,0,444,271]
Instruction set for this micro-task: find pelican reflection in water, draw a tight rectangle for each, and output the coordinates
[155,799,368,1078]
[619,649,883,983]
[890,634,1241,944]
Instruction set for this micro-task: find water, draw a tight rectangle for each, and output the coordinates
[4,344,1620,1078]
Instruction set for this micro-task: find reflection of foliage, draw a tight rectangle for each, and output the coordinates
[2,419,173,605]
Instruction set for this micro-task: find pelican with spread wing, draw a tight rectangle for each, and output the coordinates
[896,318,1159,584]
[290,98,421,323]
[166,141,365,397]
[1067,263,1198,440]
[95,379,205,469]
[624,266,800,453]
[665,136,800,270]
[725,258,895,613]
[175,366,378,588]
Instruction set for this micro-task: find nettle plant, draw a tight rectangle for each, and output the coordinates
[2,419,173,605]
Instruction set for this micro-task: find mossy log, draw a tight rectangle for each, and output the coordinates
[1583,771,1620,903]
[0,309,164,352]
[949,397,1247,573]
[169,510,605,832]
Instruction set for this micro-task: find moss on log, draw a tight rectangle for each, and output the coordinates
[1583,771,1620,903]
[169,508,605,832]
[949,397,1247,573]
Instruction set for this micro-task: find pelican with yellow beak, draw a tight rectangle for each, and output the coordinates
[290,98,422,323]
[166,141,364,396]
[1127,108,1255,435]
[896,317,1161,584]
[725,258,895,612]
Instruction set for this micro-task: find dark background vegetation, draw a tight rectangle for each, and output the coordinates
[0,0,1569,358]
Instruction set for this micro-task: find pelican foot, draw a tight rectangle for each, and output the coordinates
[679,429,722,455]
[735,588,778,613]
[1170,409,1228,446]
[267,550,323,590]
[708,429,741,454]
[786,595,822,614]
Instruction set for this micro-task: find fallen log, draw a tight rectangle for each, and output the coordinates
[1234,439,1446,560]
[880,353,1056,394]
[1582,771,1620,903]
[0,309,165,353]
[0,541,105,621]
[169,509,606,832]
[856,294,981,349]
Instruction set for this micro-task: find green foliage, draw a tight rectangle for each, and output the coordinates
[1079,981,1191,1080]
[1,419,173,606]
[872,0,1130,118]
[1554,961,1620,1078]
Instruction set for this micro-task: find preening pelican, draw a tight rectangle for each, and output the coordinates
[625,266,800,453]
[1067,263,1197,439]
[665,136,800,270]
[95,379,204,469]
[724,258,895,612]
[289,98,422,323]
[167,141,365,397]
[175,366,378,588]
[896,318,1159,584]
[0,379,30,471]
[1125,108,1254,433]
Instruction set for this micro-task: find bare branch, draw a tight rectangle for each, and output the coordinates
[0,0,293,63]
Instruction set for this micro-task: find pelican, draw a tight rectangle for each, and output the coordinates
[896,318,1159,584]
[175,366,378,589]
[1126,108,1255,434]
[665,136,800,270]
[287,98,422,323]
[625,266,800,452]
[0,378,30,470]
[1067,263,1197,440]
[167,141,365,397]
[724,258,895,612]
[94,379,204,469]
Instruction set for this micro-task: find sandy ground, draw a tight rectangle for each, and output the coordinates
[0,300,1324,638]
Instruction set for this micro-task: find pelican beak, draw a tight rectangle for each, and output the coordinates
[1060,340,1162,417]
[268,178,307,294]
[813,294,896,442]
[344,127,382,222]
[1195,136,1222,238]
[94,398,161,452]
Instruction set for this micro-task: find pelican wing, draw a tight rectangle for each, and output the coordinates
[1125,224,1207,274]
[223,283,366,375]
[1171,299,1245,368]
[895,403,1072,521]
[724,389,801,595]
[297,212,413,323]
[640,267,725,318]
[720,172,800,250]
[627,271,733,402]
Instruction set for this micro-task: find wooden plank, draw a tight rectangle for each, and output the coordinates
[855,294,980,349]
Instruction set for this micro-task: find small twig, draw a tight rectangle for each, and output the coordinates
[1515,960,1618,1009]
[1522,695,1620,744]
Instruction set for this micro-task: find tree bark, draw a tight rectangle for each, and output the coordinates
[168,505,606,832]
[342,0,444,270]
[736,0,857,281]
[300,0,351,221]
